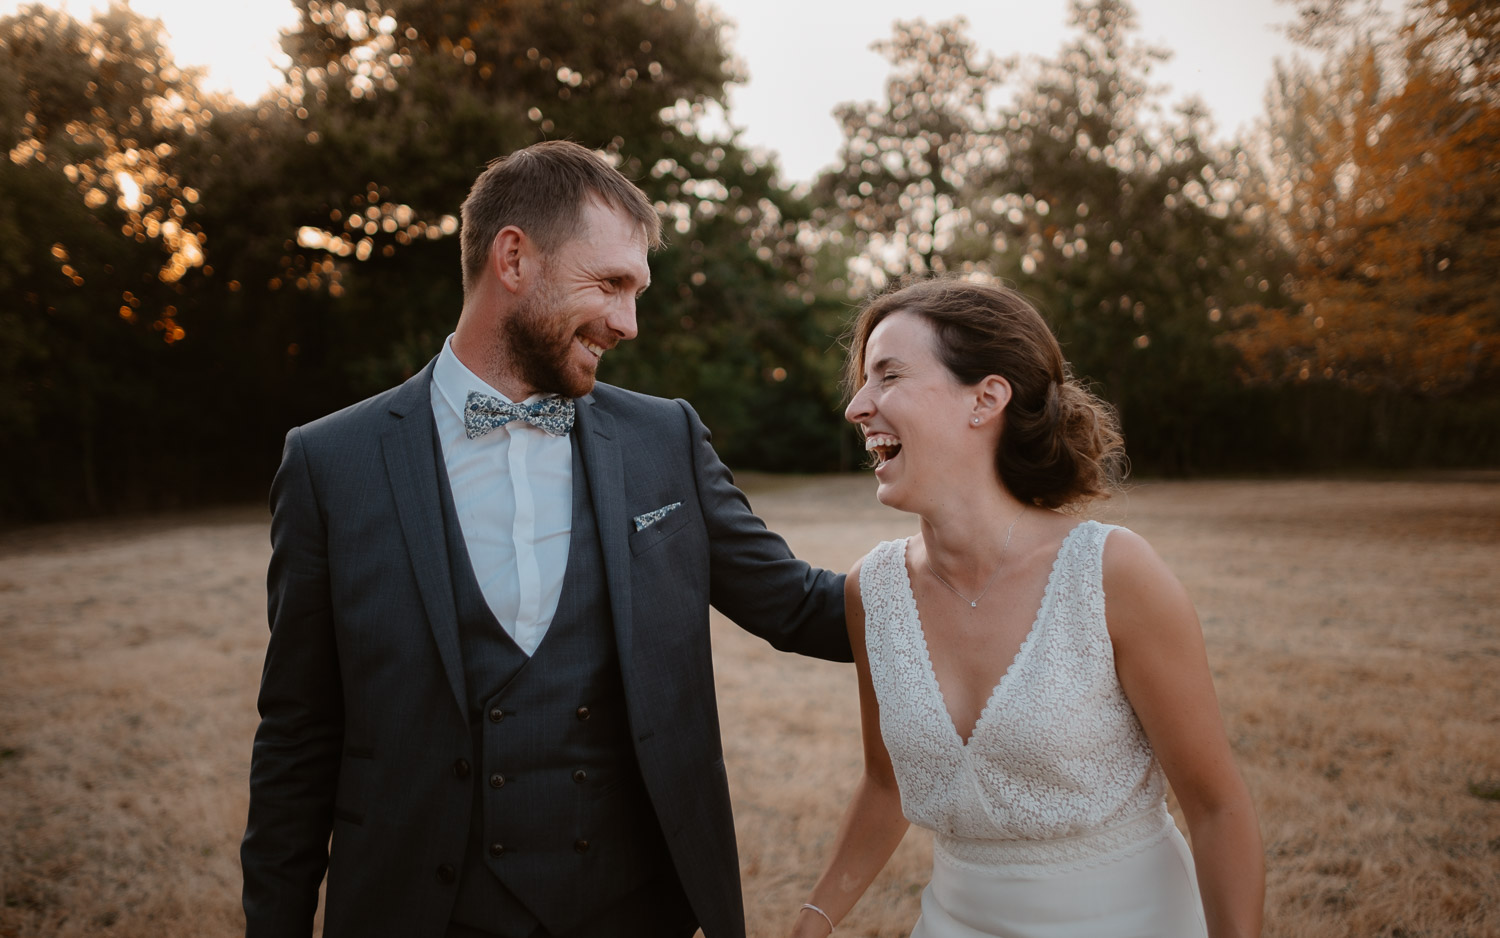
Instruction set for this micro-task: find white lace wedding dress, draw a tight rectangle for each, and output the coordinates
[861,522,1208,938]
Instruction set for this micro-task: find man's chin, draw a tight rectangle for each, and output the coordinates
[558,363,598,399]
[516,350,597,399]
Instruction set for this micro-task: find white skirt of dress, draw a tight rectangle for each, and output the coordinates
[910,806,1208,938]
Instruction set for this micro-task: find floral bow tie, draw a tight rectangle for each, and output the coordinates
[463,391,576,439]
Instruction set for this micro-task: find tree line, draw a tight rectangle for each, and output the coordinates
[2,0,1496,522]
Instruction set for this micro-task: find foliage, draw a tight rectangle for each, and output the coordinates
[2,0,1496,522]
[814,17,1008,286]
[816,1,1288,471]
[984,0,1288,471]
[1224,0,1500,395]
[221,0,847,468]
[0,0,853,521]
[0,3,219,514]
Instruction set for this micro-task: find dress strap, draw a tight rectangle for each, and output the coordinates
[857,538,906,604]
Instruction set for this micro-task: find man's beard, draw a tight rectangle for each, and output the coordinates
[500,284,599,399]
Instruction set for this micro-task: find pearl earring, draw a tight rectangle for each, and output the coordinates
[972,417,980,425]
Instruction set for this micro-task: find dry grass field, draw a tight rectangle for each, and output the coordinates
[1,475,1497,937]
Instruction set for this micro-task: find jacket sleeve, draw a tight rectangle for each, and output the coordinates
[679,399,851,662]
[241,427,344,938]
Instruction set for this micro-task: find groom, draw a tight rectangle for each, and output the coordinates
[241,141,849,938]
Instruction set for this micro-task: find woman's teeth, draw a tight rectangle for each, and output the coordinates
[864,433,902,466]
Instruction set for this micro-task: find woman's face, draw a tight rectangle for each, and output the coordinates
[844,310,976,511]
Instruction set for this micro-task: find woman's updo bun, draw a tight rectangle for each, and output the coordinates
[845,278,1124,509]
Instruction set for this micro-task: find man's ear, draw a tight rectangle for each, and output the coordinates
[971,374,1013,427]
[490,225,529,295]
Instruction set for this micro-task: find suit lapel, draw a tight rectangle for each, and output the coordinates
[573,394,635,666]
[380,361,468,723]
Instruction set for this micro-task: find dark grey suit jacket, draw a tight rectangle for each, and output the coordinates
[241,361,849,938]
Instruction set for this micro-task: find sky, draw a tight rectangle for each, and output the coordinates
[5,0,1340,182]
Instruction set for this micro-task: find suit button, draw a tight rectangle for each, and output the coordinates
[576,706,591,721]
[452,759,471,779]
[488,707,505,723]
[489,773,506,789]
[436,863,456,884]
[574,839,589,853]
[573,769,587,783]
[489,843,506,858]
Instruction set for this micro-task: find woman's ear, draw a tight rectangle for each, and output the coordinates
[970,375,1012,427]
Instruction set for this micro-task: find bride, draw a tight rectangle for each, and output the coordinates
[790,280,1263,938]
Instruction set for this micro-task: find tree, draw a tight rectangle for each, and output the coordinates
[814,17,1007,288]
[0,2,219,515]
[988,0,1286,468]
[1225,0,1500,395]
[224,0,848,467]
[1,0,859,520]
[817,1,1284,471]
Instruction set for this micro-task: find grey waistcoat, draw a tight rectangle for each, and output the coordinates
[441,434,672,935]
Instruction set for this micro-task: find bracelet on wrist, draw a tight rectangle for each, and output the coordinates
[800,902,835,933]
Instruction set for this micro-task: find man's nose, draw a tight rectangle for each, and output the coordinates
[608,297,638,341]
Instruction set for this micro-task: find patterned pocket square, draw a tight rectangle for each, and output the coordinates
[633,502,683,532]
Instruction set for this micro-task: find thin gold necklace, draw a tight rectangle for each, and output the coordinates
[925,505,1027,609]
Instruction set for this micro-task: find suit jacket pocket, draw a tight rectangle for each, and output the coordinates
[627,502,690,557]
[334,747,375,825]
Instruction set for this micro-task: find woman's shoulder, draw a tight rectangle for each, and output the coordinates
[1057,517,1144,564]
[1094,523,1159,575]
[1095,524,1197,645]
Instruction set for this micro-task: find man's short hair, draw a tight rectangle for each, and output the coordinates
[459,141,663,294]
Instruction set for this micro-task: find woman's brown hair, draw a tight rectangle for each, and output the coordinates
[845,278,1125,509]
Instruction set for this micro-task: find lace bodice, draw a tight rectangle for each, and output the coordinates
[861,521,1167,856]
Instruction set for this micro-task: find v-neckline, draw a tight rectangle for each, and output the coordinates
[896,522,1090,750]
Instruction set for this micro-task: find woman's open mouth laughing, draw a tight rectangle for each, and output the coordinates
[865,432,902,469]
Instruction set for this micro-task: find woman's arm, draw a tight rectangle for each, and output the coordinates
[789,559,911,937]
[1104,529,1265,938]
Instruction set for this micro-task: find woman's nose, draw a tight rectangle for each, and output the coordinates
[844,385,872,424]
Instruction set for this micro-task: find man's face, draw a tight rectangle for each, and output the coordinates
[502,199,651,399]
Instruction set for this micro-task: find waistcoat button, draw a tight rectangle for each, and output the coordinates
[574,839,589,853]
[576,706,591,721]
[489,843,506,858]
[573,769,587,783]
[489,773,506,789]
[488,707,505,723]
[436,863,456,884]
[452,759,471,779]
